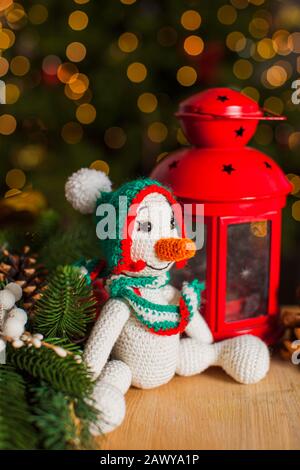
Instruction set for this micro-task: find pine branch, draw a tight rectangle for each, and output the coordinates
[34,265,96,341]
[0,365,37,450]
[7,344,93,399]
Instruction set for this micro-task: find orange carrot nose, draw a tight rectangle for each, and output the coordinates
[155,238,196,262]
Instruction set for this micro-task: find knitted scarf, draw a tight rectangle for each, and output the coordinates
[107,273,204,336]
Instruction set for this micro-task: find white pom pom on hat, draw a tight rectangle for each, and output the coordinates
[65,168,112,214]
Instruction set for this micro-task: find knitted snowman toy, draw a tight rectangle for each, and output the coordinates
[65,169,270,434]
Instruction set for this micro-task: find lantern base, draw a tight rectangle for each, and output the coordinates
[211,319,283,346]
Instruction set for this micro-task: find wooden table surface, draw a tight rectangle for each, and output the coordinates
[100,355,300,450]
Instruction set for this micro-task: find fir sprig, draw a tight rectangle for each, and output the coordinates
[34,265,96,341]
[7,344,93,398]
[0,366,36,450]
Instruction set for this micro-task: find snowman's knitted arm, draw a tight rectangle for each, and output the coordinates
[161,284,181,305]
[185,311,213,344]
[83,298,130,380]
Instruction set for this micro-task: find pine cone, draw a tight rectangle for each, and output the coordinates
[0,246,48,316]
[280,305,300,361]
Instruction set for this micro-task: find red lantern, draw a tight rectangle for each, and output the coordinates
[151,88,292,344]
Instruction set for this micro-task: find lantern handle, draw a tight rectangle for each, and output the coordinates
[175,109,286,121]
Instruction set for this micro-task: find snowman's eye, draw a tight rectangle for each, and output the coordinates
[137,221,152,232]
[170,216,175,230]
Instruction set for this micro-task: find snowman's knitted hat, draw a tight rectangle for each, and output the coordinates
[65,168,182,274]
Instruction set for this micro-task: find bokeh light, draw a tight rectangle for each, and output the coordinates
[69,73,89,94]
[288,32,300,53]
[181,10,202,31]
[287,174,300,195]
[264,96,284,115]
[184,35,204,56]
[0,114,17,135]
[137,93,158,113]
[118,32,138,53]
[0,57,9,77]
[57,63,79,83]
[68,10,89,31]
[15,145,46,170]
[28,4,48,25]
[249,18,269,38]
[217,5,237,25]
[148,122,168,143]
[177,66,197,86]
[233,59,253,79]
[43,55,61,76]
[5,3,27,28]
[292,201,300,221]
[61,122,83,144]
[127,62,147,83]
[5,83,20,104]
[90,160,110,174]
[177,128,188,145]
[10,56,30,76]
[272,30,292,56]
[266,65,287,87]
[104,127,127,149]
[6,169,26,189]
[241,86,260,102]
[0,29,15,49]
[156,152,168,163]
[66,42,87,62]
[226,31,246,52]
[0,0,13,12]
[257,38,276,59]
[76,103,97,124]
[74,0,90,4]
[230,0,249,8]
[120,0,136,4]
[288,132,300,152]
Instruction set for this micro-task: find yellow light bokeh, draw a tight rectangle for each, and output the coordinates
[137,93,158,113]
[292,201,300,221]
[16,144,46,170]
[254,124,273,145]
[249,18,269,39]
[288,132,300,152]
[104,127,127,149]
[272,30,292,56]
[10,55,30,76]
[181,10,201,31]
[290,175,300,195]
[226,31,246,52]
[264,96,284,116]
[74,0,90,4]
[177,66,197,87]
[6,169,26,189]
[148,122,168,143]
[241,86,260,102]
[156,152,168,163]
[64,83,85,101]
[57,63,79,83]
[5,83,20,104]
[61,122,83,144]
[266,65,287,87]
[230,0,249,9]
[0,0,13,12]
[118,32,138,53]
[120,0,136,4]
[127,62,147,83]
[0,114,17,135]
[288,32,300,53]
[90,160,110,174]
[257,38,276,59]
[0,29,15,49]
[28,4,48,24]
[157,27,177,47]
[68,10,89,31]
[76,103,96,124]
[249,0,265,4]
[66,42,87,62]
[217,5,237,25]
[0,57,9,77]
[184,35,204,56]
[69,73,89,94]
[233,59,253,79]
[177,128,188,145]
[6,3,26,26]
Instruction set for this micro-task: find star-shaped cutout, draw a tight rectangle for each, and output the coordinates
[217,95,229,102]
[235,126,245,137]
[169,160,179,170]
[264,161,272,169]
[222,164,236,175]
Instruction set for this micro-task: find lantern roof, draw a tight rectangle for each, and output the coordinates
[151,146,292,203]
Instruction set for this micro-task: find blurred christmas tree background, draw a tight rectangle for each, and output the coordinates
[0,0,299,302]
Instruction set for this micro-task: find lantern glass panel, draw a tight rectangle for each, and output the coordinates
[171,216,206,288]
[225,220,271,322]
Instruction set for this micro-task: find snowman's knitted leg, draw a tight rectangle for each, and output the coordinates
[214,334,270,384]
[90,360,132,435]
[177,335,270,384]
[176,338,217,376]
